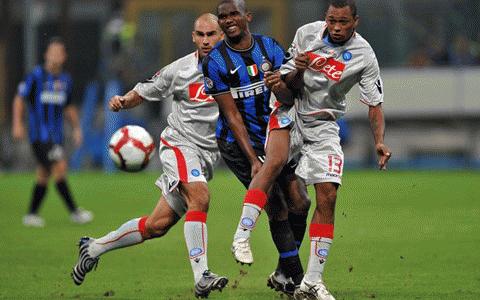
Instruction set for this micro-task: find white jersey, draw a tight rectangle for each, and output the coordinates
[134,51,218,151]
[281,21,384,128]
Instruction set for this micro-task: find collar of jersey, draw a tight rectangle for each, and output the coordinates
[224,36,255,52]
[321,30,355,48]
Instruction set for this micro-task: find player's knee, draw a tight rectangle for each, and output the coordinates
[145,217,171,238]
[184,183,210,212]
[290,193,311,214]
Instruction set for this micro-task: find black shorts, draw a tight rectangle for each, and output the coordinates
[217,139,296,189]
[31,142,65,169]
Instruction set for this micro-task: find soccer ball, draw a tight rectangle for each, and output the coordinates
[108,125,156,172]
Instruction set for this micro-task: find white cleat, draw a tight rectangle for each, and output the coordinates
[293,279,335,300]
[71,208,94,224]
[231,238,253,265]
[23,214,45,227]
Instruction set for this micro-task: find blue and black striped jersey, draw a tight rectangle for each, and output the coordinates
[202,34,285,150]
[19,65,73,144]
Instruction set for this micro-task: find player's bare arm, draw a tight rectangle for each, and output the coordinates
[109,90,144,112]
[214,93,262,177]
[368,104,391,170]
[264,71,294,106]
[284,52,309,90]
[12,94,26,140]
[65,105,83,147]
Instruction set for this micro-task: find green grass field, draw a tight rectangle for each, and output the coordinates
[1,170,479,299]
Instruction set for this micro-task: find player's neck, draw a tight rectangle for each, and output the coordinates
[225,32,253,51]
[45,63,62,76]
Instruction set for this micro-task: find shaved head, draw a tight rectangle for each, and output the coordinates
[194,13,219,30]
[217,0,247,14]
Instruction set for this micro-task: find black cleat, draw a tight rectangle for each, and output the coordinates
[194,270,228,298]
[71,237,99,285]
[267,270,296,296]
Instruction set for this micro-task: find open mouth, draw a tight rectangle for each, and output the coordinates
[227,25,238,34]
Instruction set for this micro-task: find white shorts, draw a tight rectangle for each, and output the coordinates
[155,127,220,216]
[295,121,344,185]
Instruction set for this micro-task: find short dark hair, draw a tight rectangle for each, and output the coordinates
[217,0,247,15]
[47,36,65,47]
[328,0,357,17]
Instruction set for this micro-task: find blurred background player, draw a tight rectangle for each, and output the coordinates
[279,0,392,299]
[70,14,228,299]
[11,37,93,227]
[203,0,311,295]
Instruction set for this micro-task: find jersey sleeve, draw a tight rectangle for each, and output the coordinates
[271,39,286,71]
[133,62,175,101]
[19,72,35,99]
[280,28,304,75]
[359,52,384,106]
[202,55,229,95]
[65,75,74,106]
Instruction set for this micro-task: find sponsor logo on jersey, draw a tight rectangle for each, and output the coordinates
[342,50,353,61]
[191,169,201,177]
[40,91,67,105]
[306,52,345,82]
[204,77,214,89]
[188,83,214,103]
[189,247,204,258]
[230,65,242,74]
[230,81,268,99]
[246,64,259,77]
[241,217,255,228]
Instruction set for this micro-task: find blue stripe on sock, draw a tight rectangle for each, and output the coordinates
[295,241,302,246]
[279,249,299,258]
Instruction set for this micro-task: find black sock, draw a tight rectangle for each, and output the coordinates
[29,184,47,214]
[55,180,77,212]
[288,211,308,249]
[270,220,304,285]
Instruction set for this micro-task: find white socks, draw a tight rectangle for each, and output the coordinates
[184,211,209,283]
[233,189,268,241]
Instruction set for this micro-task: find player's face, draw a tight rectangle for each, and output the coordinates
[325,5,359,43]
[192,20,223,58]
[217,2,251,40]
[44,43,67,70]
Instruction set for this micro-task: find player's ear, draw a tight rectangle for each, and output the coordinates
[192,31,196,43]
[353,15,359,28]
[245,11,253,23]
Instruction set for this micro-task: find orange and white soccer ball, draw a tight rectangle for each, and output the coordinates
[108,125,156,172]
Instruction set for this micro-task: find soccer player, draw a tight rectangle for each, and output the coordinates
[203,0,310,295]
[70,14,228,298]
[279,1,392,299]
[12,37,93,227]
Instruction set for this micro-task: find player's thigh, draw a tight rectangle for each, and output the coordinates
[264,128,290,172]
[264,183,289,221]
[52,159,68,180]
[277,173,310,214]
[296,138,344,186]
[217,140,255,188]
[146,196,180,237]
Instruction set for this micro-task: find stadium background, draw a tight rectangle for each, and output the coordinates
[0,1,479,299]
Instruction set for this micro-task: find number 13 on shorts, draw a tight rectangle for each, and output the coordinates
[328,155,343,175]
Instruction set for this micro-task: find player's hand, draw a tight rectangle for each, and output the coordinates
[294,52,310,72]
[12,124,26,141]
[73,127,83,147]
[376,143,392,170]
[250,159,263,178]
[264,71,287,92]
[109,95,126,112]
